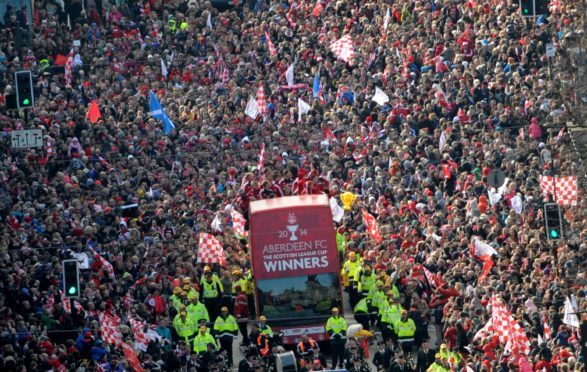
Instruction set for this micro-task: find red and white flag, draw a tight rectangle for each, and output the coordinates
[89,248,116,281]
[423,267,438,290]
[473,318,494,343]
[556,127,565,141]
[257,83,267,115]
[122,342,144,372]
[543,314,551,340]
[330,35,355,63]
[257,143,266,172]
[46,139,54,158]
[65,49,74,86]
[99,311,123,346]
[472,238,498,258]
[539,175,578,206]
[492,295,531,355]
[197,233,227,266]
[361,209,382,242]
[230,208,248,238]
[129,315,149,352]
[265,32,277,56]
[323,128,336,143]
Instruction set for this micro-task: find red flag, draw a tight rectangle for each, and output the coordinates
[323,128,336,143]
[492,295,531,355]
[543,313,551,340]
[265,32,277,56]
[478,256,494,283]
[313,2,324,17]
[361,209,382,242]
[556,127,565,141]
[122,342,144,372]
[86,100,102,123]
[89,248,116,281]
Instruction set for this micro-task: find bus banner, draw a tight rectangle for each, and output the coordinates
[251,207,338,280]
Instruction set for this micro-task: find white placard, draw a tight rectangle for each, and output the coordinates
[11,129,43,148]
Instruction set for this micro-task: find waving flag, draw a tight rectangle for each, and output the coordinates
[372,87,389,106]
[361,209,382,242]
[313,72,320,99]
[330,197,344,223]
[197,233,227,266]
[297,98,311,120]
[160,58,168,79]
[257,83,267,115]
[245,97,259,119]
[65,49,74,86]
[539,175,578,206]
[89,248,115,281]
[285,63,295,86]
[149,91,176,135]
[122,342,144,372]
[211,213,222,232]
[230,209,248,238]
[99,311,123,346]
[265,32,277,56]
[473,238,498,258]
[330,35,355,63]
[86,100,102,123]
[384,7,391,32]
[129,315,149,352]
[207,12,213,29]
[257,143,266,172]
[492,295,531,355]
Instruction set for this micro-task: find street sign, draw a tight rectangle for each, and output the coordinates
[487,169,506,188]
[10,129,43,149]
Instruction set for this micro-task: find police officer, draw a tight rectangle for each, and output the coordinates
[381,292,403,341]
[341,252,362,307]
[357,264,376,300]
[200,266,224,322]
[353,297,370,331]
[169,287,185,312]
[187,292,210,325]
[214,307,238,367]
[325,307,347,370]
[193,325,217,355]
[394,310,416,355]
[173,308,197,344]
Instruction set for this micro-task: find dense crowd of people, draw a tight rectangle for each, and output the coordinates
[0,0,586,371]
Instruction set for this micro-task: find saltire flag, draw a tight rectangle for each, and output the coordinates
[149,91,176,135]
[257,83,268,115]
[160,58,168,79]
[65,49,74,86]
[230,209,248,238]
[265,32,277,56]
[197,233,227,266]
[330,35,355,63]
[86,99,102,123]
[361,209,382,242]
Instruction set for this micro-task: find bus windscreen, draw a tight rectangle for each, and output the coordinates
[256,273,341,326]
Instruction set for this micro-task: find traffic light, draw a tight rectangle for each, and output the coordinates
[535,0,550,15]
[15,71,35,109]
[520,0,534,16]
[544,203,563,240]
[62,260,80,298]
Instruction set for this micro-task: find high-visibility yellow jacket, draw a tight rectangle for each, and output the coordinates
[173,315,196,340]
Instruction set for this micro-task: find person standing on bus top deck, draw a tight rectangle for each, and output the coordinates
[357,263,376,300]
[258,315,273,338]
[341,252,362,307]
[325,307,347,370]
[214,306,238,367]
[200,266,224,323]
[233,285,249,346]
[297,333,319,359]
[187,291,210,326]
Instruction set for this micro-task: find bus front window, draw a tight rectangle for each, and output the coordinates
[256,273,341,326]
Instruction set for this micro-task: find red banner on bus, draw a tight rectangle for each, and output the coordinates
[250,196,338,280]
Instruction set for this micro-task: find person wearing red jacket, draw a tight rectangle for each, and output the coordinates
[234,286,249,346]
